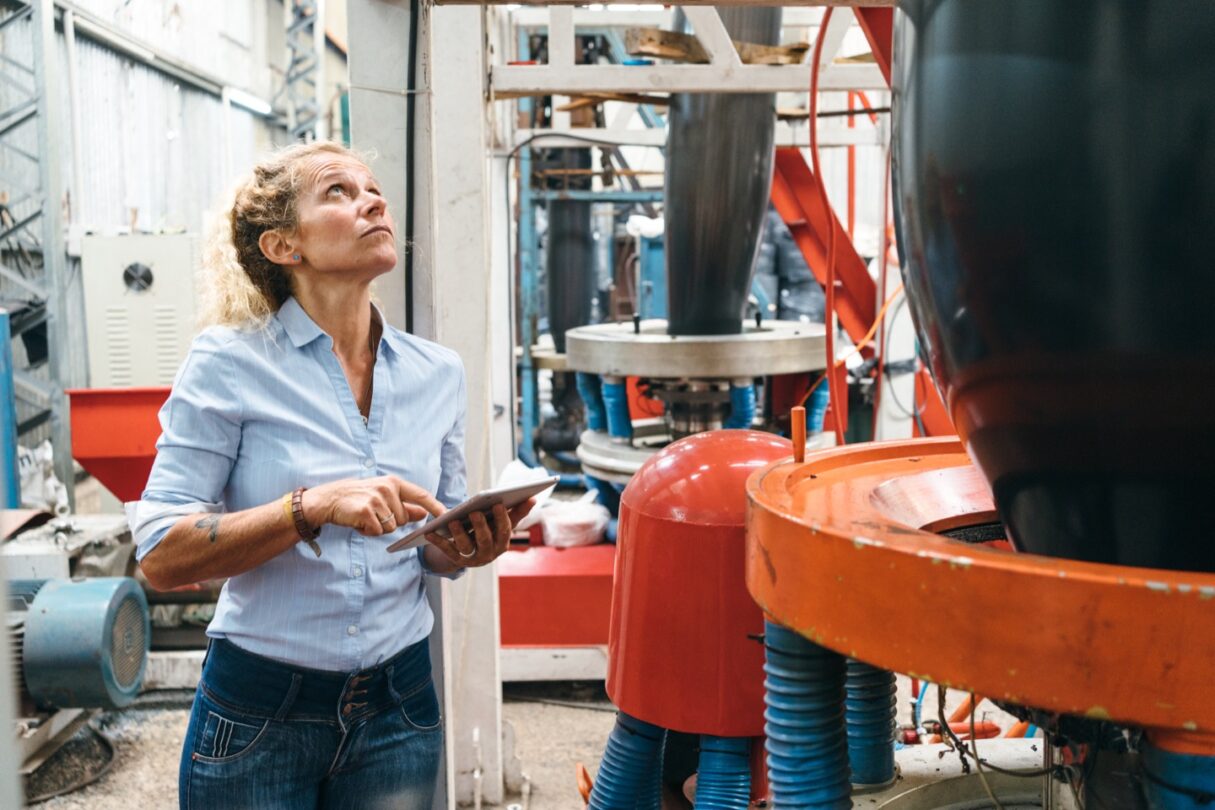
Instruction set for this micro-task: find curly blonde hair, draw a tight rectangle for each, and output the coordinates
[198,141,362,329]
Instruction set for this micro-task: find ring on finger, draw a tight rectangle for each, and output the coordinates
[378,513,395,525]
[449,534,477,558]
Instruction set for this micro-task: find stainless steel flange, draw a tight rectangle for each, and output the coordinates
[565,319,827,378]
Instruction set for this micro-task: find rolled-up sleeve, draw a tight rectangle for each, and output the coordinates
[127,331,243,562]
[417,361,467,579]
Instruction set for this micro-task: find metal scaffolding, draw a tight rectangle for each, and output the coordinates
[0,0,75,505]
[279,0,327,141]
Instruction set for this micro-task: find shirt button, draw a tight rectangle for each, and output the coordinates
[352,566,363,578]
[347,624,358,636]
[362,457,374,469]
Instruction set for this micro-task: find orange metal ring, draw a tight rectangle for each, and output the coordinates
[745,438,1215,736]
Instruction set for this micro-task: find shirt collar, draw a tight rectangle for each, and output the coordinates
[276,296,403,357]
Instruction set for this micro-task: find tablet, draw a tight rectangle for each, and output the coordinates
[386,476,560,553]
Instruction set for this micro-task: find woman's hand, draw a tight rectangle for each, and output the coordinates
[425,499,534,570]
[301,476,445,536]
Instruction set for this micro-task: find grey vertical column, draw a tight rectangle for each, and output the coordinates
[32,0,75,507]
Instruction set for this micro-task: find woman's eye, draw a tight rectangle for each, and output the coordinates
[327,184,345,196]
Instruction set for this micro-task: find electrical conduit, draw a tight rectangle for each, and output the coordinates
[764,620,852,809]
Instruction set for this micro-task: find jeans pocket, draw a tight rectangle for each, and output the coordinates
[398,679,442,732]
[192,693,271,764]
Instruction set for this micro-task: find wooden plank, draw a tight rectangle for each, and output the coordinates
[626,26,809,66]
[554,91,670,112]
[626,27,708,63]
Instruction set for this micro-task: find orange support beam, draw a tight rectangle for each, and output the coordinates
[853,7,894,86]
[770,147,876,346]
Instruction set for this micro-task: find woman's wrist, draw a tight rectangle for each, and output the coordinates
[299,486,330,528]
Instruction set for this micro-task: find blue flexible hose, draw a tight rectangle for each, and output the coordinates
[844,660,897,788]
[601,378,633,441]
[807,376,831,434]
[764,621,852,809]
[576,372,608,432]
[724,383,757,429]
[694,736,752,809]
[588,712,668,810]
[1142,739,1215,810]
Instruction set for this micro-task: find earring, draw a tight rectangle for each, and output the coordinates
[293,254,300,261]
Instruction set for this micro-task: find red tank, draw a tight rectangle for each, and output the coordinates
[606,430,792,736]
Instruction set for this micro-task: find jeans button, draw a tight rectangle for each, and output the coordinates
[342,704,353,717]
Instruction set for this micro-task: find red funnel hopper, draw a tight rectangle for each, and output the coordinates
[66,388,169,502]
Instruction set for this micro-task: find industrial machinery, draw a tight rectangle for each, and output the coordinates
[7,575,149,770]
[2,513,151,777]
[567,7,828,488]
[590,0,1215,807]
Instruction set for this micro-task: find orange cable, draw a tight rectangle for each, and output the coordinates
[799,283,904,408]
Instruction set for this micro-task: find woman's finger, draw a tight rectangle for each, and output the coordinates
[426,533,463,564]
[403,503,429,523]
[469,510,494,558]
[491,503,511,557]
[507,498,536,527]
[449,521,476,558]
[392,477,445,518]
[362,504,386,536]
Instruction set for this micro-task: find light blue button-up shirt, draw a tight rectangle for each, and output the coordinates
[127,297,467,672]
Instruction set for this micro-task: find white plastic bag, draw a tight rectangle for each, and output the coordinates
[495,460,559,532]
[540,490,610,548]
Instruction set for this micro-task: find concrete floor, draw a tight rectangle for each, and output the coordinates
[26,678,1035,808]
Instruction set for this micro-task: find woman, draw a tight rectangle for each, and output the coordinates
[127,141,525,809]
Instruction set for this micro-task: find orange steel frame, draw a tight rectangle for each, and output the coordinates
[746,438,1215,753]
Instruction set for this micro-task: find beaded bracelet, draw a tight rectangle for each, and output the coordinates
[289,487,322,558]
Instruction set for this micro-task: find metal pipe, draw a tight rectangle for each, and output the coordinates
[0,311,19,508]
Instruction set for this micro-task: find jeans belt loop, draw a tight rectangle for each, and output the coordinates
[274,673,303,721]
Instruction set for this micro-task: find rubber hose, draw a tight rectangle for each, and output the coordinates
[724,383,757,429]
[576,372,608,432]
[807,376,831,434]
[601,378,633,441]
[1142,739,1215,810]
[588,712,668,810]
[764,620,852,809]
[694,736,752,809]
[844,660,897,788]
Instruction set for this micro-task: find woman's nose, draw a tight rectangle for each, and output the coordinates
[360,190,386,218]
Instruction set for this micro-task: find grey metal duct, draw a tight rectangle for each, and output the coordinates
[665,7,782,336]
[545,150,596,354]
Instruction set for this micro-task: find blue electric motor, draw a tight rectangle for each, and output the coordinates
[16,577,149,710]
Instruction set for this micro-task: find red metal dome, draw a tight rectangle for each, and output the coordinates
[621,429,793,526]
[607,429,792,736]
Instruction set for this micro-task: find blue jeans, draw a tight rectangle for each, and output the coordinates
[179,637,442,809]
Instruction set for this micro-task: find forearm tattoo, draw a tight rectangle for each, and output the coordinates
[195,515,220,544]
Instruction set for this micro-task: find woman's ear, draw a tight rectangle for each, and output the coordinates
[259,230,298,266]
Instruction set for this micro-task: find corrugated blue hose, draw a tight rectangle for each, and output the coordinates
[1142,739,1215,810]
[695,736,752,809]
[807,377,830,434]
[724,383,757,429]
[844,660,897,788]
[764,621,852,809]
[588,712,668,810]
[601,378,633,441]
[576,372,608,432]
